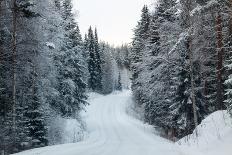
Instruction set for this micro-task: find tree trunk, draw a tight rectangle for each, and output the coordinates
[0,0,2,61]
[0,2,5,154]
[185,0,199,134]
[228,0,232,36]
[216,12,225,110]
[204,80,208,96]
[32,51,36,105]
[187,37,199,135]
[12,0,17,149]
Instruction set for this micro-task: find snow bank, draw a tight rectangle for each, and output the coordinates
[124,90,145,121]
[48,116,85,145]
[177,110,232,155]
[62,119,85,143]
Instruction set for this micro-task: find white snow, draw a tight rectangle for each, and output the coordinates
[47,116,85,145]
[190,0,218,16]
[62,119,85,143]
[13,91,232,155]
[177,110,232,155]
[45,42,55,49]
[14,90,183,155]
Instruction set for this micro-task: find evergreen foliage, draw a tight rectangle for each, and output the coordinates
[0,0,88,153]
[85,27,103,92]
[130,0,229,139]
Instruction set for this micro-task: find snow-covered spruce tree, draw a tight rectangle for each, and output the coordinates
[24,57,48,148]
[116,72,122,91]
[142,11,163,126]
[34,0,83,145]
[132,0,179,137]
[86,27,98,91]
[28,0,65,148]
[83,34,90,61]
[145,0,180,136]
[100,42,116,94]
[94,28,103,92]
[58,0,88,117]
[131,5,150,70]
[81,34,90,85]
[85,27,103,92]
[119,45,131,69]
[43,0,70,115]
[130,5,150,105]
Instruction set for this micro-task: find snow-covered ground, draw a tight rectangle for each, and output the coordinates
[47,116,85,145]
[177,110,232,155]
[13,90,232,155]
[14,90,183,155]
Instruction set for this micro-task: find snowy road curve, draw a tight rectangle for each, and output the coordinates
[15,90,184,155]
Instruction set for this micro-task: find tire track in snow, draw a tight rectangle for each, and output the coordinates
[14,90,186,155]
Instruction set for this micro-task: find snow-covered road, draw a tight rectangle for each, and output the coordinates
[15,90,184,155]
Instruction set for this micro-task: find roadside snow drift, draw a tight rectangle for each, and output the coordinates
[178,110,232,155]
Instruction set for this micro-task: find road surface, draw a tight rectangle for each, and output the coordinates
[15,90,184,155]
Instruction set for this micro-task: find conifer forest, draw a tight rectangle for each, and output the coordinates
[0,0,232,155]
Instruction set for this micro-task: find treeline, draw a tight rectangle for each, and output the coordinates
[100,43,131,93]
[130,0,232,140]
[84,28,130,93]
[0,0,129,154]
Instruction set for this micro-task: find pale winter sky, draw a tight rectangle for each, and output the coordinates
[72,0,153,46]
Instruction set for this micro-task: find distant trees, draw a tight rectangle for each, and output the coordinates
[116,72,122,91]
[83,27,130,94]
[100,43,118,94]
[85,27,103,92]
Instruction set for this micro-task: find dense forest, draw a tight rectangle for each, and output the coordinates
[0,0,129,154]
[130,0,232,140]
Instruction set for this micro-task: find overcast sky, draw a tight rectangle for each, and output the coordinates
[72,0,153,46]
